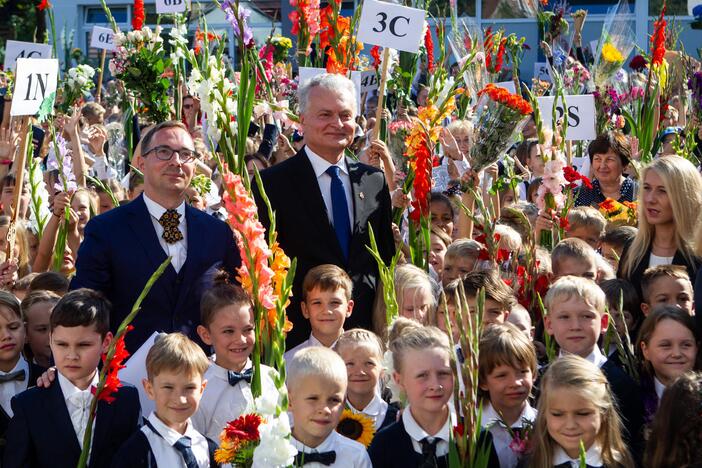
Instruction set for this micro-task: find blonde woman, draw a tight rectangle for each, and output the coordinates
[618,156,702,297]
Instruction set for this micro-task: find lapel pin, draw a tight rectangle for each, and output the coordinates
[359,192,365,200]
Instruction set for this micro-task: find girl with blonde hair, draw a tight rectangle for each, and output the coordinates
[528,355,634,467]
[618,156,702,295]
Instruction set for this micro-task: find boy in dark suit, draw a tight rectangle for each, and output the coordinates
[0,291,45,458]
[3,289,141,468]
[112,333,217,467]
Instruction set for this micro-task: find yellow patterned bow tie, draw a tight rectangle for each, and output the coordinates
[159,209,183,244]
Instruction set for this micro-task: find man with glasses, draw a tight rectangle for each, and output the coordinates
[71,121,240,353]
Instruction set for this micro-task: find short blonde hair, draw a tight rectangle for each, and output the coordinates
[445,238,482,261]
[145,333,209,381]
[389,321,451,373]
[334,328,384,357]
[567,206,606,236]
[287,346,347,390]
[394,264,436,312]
[479,322,537,395]
[494,224,522,252]
[551,237,597,276]
[544,275,606,315]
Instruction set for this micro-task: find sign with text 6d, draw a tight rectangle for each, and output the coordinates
[357,0,426,53]
[536,94,596,141]
[11,59,59,117]
[155,0,189,14]
[3,41,52,71]
[90,26,117,51]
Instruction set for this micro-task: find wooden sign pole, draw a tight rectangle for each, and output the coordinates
[372,48,391,141]
[96,49,107,102]
[6,116,30,260]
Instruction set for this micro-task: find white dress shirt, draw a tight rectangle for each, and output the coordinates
[654,376,666,401]
[481,401,537,468]
[143,193,188,272]
[58,370,99,450]
[291,429,371,468]
[402,405,453,457]
[559,347,608,369]
[553,443,604,467]
[142,411,210,468]
[192,360,279,442]
[0,355,29,417]
[347,393,389,431]
[284,333,336,363]
[305,147,354,228]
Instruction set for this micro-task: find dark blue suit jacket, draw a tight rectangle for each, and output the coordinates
[70,195,240,352]
[111,429,219,468]
[3,380,141,468]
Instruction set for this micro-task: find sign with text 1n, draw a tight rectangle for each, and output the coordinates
[536,94,596,141]
[3,41,52,71]
[155,0,188,14]
[357,0,426,53]
[90,26,117,51]
[11,59,59,117]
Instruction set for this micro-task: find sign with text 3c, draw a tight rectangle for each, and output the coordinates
[3,41,52,71]
[90,26,117,51]
[11,59,59,117]
[155,0,189,14]
[357,0,426,53]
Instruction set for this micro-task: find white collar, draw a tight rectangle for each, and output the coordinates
[308,333,337,349]
[143,192,186,220]
[0,355,29,378]
[305,147,348,179]
[481,401,536,428]
[210,358,252,381]
[292,428,337,452]
[57,369,99,399]
[347,393,385,417]
[654,376,666,400]
[560,347,607,369]
[402,405,452,443]
[147,411,199,446]
[553,444,603,466]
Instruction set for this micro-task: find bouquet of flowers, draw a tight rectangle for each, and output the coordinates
[448,18,486,104]
[598,198,637,226]
[469,84,532,173]
[109,26,172,123]
[592,0,635,89]
[563,59,591,95]
[58,64,96,113]
[269,35,293,63]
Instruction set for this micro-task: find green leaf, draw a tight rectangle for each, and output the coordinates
[37,92,56,123]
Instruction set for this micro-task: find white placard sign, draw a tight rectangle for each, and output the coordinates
[536,94,596,141]
[155,0,188,14]
[90,25,117,51]
[359,70,380,94]
[533,61,552,82]
[3,40,52,71]
[357,0,426,53]
[299,67,363,114]
[495,81,516,94]
[11,58,59,117]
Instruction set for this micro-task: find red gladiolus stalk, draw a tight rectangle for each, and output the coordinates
[370,46,381,69]
[37,0,51,10]
[424,28,435,73]
[651,3,666,68]
[132,0,145,31]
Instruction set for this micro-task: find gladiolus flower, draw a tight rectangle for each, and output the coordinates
[424,28,435,73]
[650,3,667,68]
[370,46,381,69]
[37,0,51,11]
[132,0,144,31]
[97,325,133,403]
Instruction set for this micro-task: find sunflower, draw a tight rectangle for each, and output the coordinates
[336,410,376,447]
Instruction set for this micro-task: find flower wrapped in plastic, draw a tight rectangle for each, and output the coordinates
[592,0,635,89]
[469,84,532,173]
[448,17,486,104]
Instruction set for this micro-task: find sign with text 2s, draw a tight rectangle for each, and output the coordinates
[155,0,189,14]
[11,59,59,117]
[536,94,596,141]
[3,41,52,71]
[357,0,426,53]
[90,26,117,51]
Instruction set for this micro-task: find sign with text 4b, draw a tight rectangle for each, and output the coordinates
[3,41,52,71]
[11,59,59,117]
[90,26,117,51]
[536,95,596,141]
[357,0,426,53]
[155,0,188,14]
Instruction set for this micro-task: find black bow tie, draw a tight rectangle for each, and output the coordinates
[227,368,253,386]
[294,450,336,466]
[0,369,25,383]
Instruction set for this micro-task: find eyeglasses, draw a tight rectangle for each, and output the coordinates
[143,145,199,162]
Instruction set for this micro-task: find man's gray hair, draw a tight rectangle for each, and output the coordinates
[297,73,357,116]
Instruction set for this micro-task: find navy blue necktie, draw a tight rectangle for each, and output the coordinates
[326,166,351,260]
[227,368,253,386]
[173,436,199,468]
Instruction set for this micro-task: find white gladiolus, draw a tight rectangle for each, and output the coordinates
[252,416,297,468]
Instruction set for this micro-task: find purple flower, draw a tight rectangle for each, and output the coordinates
[221,1,254,47]
[47,135,77,192]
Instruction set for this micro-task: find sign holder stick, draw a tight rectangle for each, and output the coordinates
[96,49,107,102]
[372,48,390,141]
[6,116,30,260]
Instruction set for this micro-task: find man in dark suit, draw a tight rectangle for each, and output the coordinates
[253,73,395,346]
[71,121,240,352]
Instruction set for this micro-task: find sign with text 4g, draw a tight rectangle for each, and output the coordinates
[90,26,117,51]
[536,94,596,141]
[11,59,59,117]
[357,0,426,53]
[3,41,52,71]
[155,0,188,14]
